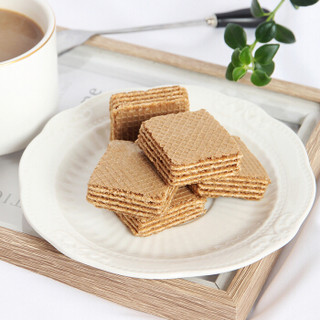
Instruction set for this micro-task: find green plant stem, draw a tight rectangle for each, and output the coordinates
[250,40,258,52]
[249,40,258,68]
[267,0,286,21]
[248,0,286,71]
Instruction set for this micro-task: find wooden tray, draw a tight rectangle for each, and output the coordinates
[1,33,320,320]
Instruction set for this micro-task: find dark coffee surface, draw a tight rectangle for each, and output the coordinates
[0,9,44,62]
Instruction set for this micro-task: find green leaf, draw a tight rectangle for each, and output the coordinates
[275,24,296,43]
[226,63,235,81]
[232,67,247,81]
[290,0,318,6]
[255,21,276,43]
[251,0,266,17]
[254,44,280,65]
[239,47,252,65]
[231,49,242,67]
[255,61,275,76]
[251,70,271,86]
[224,23,247,49]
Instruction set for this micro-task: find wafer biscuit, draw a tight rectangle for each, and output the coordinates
[138,129,239,185]
[116,187,207,236]
[87,140,177,217]
[191,137,271,200]
[109,86,189,141]
[137,109,242,186]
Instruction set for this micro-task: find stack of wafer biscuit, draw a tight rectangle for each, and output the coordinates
[87,86,208,237]
[87,140,207,236]
[116,187,207,237]
[190,137,271,200]
[87,85,271,237]
[87,140,177,218]
[109,86,189,141]
[137,109,242,186]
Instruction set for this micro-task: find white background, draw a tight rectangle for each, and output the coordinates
[1,0,320,319]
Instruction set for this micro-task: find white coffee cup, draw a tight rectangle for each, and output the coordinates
[0,0,58,156]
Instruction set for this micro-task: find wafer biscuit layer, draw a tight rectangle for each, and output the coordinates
[137,109,242,185]
[138,131,239,185]
[110,86,189,141]
[87,140,177,217]
[116,187,207,236]
[192,137,271,200]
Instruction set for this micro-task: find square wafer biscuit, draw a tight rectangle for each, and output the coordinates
[137,109,242,186]
[87,140,177,217]
[191,137,271,200]
[116,187,207,237]
[109,86,189,141]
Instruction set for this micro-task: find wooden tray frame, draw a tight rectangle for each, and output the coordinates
[1,33,320,320]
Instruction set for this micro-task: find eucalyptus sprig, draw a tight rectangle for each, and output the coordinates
[224,0,319,86]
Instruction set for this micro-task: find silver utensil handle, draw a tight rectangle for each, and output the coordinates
[94,16,217,36]
[57,8,268,55]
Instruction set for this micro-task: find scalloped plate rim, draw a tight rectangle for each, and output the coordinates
[19,85,316,279]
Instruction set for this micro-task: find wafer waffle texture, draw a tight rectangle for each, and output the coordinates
[109,86,190,141]
[137,109,242,186]
[87,140,177,218]
[116,187,207,237]
[191,137,271,200]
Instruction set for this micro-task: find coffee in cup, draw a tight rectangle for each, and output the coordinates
[0,9,44,62]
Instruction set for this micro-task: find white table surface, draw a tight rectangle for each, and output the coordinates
[1,1,320,319]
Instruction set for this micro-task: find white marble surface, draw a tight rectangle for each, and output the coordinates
[1,0,320,319]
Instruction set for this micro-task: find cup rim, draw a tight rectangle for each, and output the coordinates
[0,0,56,66]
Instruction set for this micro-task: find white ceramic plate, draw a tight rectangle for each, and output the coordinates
[20,85,316,279]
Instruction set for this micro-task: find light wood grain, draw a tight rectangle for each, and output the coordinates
[0,226,236,320]
[1,32,319,320]
[85,35,320,104]
[227,250,281,320]
[306,121,320,179]
[56,27,320,103]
